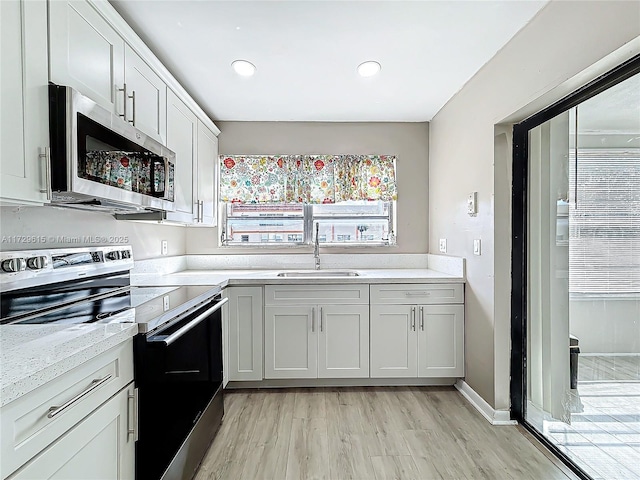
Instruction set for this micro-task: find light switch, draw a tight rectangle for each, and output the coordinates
[163,295,170,311]
[439,238,447,253]
[473,239,481,256]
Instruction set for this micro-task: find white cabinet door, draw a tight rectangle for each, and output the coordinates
[418,305,465,377]
[264,306,317,379]
[226,286,263,381]
[49,0,125,114]
[9,384,135,480]
[0,0,49,205]
[194,120,218,226]
[166,89,196,222]
[318,304,369,378]
[370,305,418,378]
[124,44,166,143]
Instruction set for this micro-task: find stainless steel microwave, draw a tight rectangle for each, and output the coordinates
[48,84,175,213]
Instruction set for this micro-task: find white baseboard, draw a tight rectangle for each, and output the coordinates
[455,379,518,426]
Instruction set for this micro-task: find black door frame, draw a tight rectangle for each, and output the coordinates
[510,53,640,480]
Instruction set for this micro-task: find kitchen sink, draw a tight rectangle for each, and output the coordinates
[276,270,360,277]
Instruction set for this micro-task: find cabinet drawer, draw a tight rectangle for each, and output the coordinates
[370,283,464,305]
[1,340,133,479]
[265,284,369,305]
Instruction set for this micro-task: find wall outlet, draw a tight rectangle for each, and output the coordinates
[467,192,478,216]
[161,240,168,256]
[439,238,447,253]
[473,239,481,256]
[163,295,170,311]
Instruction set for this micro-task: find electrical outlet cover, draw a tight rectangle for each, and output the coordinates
[439,238,447,253]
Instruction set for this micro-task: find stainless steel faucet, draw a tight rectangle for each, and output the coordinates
[314,223,320,270]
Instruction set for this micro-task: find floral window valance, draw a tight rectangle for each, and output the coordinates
[219,154,397,204]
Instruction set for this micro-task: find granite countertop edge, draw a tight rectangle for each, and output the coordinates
[0,324,138,407]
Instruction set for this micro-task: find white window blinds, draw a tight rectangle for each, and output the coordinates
[568,148,640,294]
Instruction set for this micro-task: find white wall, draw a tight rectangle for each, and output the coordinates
[187,121,429,255]
[0,206,186,259]
[429,1,640,409]
[571,298,640,354]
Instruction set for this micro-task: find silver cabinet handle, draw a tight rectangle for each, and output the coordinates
[48,374,112,418]
[311,307,315,332]
[405,291,430,296]
[150,297,228,346]
[129,89,136,125]
[320,307,323,332]
[411,306,416,331]
[118,84,127,121]
[128,387,139,441]
[39,147,51,199]
[419,306,424,331]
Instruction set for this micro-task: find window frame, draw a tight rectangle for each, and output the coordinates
[219,201,396,247]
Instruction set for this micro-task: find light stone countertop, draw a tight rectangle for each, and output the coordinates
[1,262,463,407]
[0,322,138,407]
[131,268,465,287]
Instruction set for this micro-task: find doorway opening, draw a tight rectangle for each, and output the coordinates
[511,55,640,479]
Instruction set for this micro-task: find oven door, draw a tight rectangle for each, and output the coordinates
[134,295,226,480]
[142,296,226,384]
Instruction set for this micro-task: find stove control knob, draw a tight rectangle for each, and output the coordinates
[106,251,121,261]
[27,256,49,270]
[1,258,27,273]
[120,250,131,259]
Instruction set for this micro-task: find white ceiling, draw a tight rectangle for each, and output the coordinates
[110,0,547,122]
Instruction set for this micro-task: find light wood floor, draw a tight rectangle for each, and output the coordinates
[194,387,573,480]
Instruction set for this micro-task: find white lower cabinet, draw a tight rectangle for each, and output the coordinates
[264,285,370,379]
[1,340,135,480]
[370,284,465,378]
[225,286,263,381]
[370,305,418,377]
[9,383,135,480]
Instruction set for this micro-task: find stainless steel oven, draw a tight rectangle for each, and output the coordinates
[0,247,226,480]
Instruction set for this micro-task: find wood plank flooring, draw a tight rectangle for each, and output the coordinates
[195,387,573,480]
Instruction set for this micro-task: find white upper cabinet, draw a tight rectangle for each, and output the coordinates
[1,0,50,205]
[194,121,218,226]
[166,89,196,222]
[49,0,125,114]
[124,44,167,143]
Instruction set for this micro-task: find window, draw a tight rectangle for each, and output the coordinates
[569,148,640,294]
[221,200,395,246]
[218,154,398,247]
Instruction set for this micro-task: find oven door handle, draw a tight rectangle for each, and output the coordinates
[151,297,228,346]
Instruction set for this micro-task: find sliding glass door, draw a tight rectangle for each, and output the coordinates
[512,57,640,479]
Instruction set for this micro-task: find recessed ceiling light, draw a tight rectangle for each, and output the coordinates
[357,61,381,77]
[232,60,256,77]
